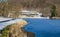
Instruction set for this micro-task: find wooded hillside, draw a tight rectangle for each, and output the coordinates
[0,0,60,17]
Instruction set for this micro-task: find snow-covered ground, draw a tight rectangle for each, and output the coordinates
[0,17,23,30]
[20,17,49,19]
[0,17,13,21]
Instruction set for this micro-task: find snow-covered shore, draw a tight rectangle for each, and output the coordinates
[0,16,49,30]
[0,17,24,30]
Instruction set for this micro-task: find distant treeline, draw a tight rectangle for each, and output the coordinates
[0,0,60,17]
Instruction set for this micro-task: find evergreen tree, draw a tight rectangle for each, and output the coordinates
[50,5,57,19]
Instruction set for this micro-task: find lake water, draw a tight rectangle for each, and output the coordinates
[23,18,60,37]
